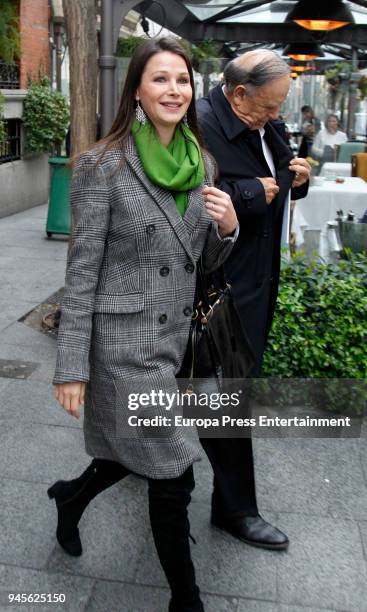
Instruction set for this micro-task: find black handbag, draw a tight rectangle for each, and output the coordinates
[179,258,255,385]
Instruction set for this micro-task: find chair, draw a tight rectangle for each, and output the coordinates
[352,153,367,181]
[336,142,366,163]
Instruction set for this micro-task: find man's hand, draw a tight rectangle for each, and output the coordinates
[54,382,85,419]
[256,177,280,205]
[289,158,311,188]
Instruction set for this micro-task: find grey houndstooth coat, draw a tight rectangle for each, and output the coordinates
[54,135,238,478]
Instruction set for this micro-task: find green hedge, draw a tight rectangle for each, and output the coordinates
[23,77,70,154]
[262,252,367,379]
[259,253,367,415]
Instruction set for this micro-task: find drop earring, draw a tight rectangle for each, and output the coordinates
[183,113,189,127]
[135,100,147,125]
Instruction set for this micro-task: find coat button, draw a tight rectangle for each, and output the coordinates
[159,314,167,324]
[159,266,170,277]
[146,224,156,234]
[183,307,192,317]
[185,263,195,274]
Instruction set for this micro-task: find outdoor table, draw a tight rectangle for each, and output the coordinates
[292,177,367,254]
[320,162,352,178]
[293,177,367,231]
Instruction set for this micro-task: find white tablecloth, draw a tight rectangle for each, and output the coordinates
[320,162,352,178]
[293,177,367,231]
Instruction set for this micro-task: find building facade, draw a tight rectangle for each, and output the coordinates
[0,0,51,217]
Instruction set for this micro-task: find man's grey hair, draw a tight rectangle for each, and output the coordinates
[224,50,291,95]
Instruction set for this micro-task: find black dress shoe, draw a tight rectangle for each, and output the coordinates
[211,514,289,551]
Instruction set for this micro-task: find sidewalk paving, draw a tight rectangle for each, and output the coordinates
[0,204,366,612]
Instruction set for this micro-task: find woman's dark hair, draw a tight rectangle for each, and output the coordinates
[99,37,203,156]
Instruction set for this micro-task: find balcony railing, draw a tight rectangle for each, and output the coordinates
[0,61,20,89]
[0,119,21,164]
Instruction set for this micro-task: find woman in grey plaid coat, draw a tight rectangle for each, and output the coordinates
[48,38,238,612]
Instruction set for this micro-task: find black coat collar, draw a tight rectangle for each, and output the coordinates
[208,85,252,141]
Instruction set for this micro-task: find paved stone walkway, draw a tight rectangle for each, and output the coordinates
[0,204,366,612]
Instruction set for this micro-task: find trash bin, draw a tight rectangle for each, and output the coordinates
[46,157,71,237]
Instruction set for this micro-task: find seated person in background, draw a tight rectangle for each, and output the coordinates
[311,114,347,164]
[298,105,321,157]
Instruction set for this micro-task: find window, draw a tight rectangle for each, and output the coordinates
[0,119,21,164]
[0,62,20,89]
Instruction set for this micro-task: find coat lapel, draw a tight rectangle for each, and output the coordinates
[124,136,195,263]
[265,123,294,219]
[183,158,213,247]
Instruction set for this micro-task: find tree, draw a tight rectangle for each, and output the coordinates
[62,0,98,156]
[0,0,20,63]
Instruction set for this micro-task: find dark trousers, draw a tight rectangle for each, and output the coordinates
[200,437,258,517]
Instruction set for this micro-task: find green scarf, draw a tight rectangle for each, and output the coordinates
[131,119,205,216]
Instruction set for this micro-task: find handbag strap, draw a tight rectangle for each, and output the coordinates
[196,257,228,310]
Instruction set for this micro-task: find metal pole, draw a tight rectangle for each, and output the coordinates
[347,48,359,140]
[54,21,63,93]
[99,0,117,136]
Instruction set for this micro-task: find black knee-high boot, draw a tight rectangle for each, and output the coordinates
[47,458,129,556]
[148,467,204,612]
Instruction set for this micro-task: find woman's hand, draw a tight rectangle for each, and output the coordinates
[54,382,85,419]
[203,186,238,238]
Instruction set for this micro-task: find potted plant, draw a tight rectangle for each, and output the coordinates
[22,76,70,156]
[23,76,71,237]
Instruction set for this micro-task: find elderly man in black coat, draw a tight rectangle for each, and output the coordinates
[197,50,310,550]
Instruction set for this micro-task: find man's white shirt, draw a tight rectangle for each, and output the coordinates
[258,127,291,247]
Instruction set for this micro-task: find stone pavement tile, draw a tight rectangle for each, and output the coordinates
[135,502,278,600]
[0,281,65,304]
[28,361,57,383]
[0,257,66,279]
[236,601,277,612]
[0,380,81,428]
[7,203,48,219]
[0,229,67,250]
[278,607,337,612]
[0,317,16,334]
[0,322,56,349]
[275,513,367,610]
[237,603,337,612]
[254,438,367,520]
[0,342,55,369]
[85,581,170,612]
[359,521,367,560]
[86,580,238,612]
[0,217,49,231]
[201,593,239,611]
[0,244,67,261]
[0,564,93,612]
[0,299,40,322]
[0,419,86,482]
[0,378,11,393]
[191,454,213,504]
[46,476,150,583]
[0,479,59,568]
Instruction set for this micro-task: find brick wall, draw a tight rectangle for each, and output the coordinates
[19,0,50,88]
